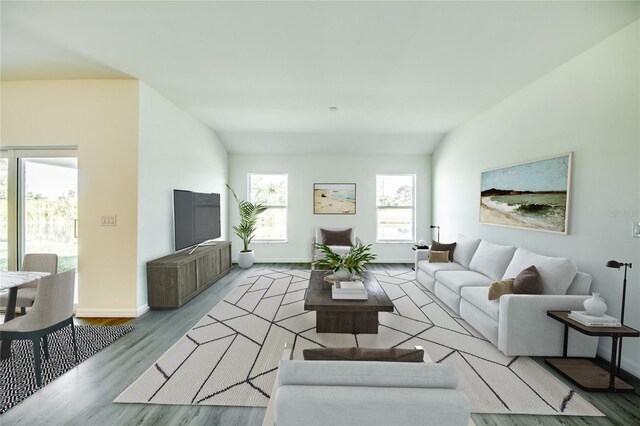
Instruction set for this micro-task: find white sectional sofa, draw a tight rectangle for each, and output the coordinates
[416,235,598,357]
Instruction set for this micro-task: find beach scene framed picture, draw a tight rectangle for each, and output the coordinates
[314,183,356,214]
[480,153,572,234]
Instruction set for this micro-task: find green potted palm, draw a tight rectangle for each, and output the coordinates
[227,184,268,268]
[313,243,377,281]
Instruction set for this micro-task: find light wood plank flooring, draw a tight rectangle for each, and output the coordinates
[1,263,638,425]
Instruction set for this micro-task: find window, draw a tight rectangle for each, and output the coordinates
[249,174,288,241]
[376,174,415,242]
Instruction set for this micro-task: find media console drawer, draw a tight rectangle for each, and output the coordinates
[147,241,231,309]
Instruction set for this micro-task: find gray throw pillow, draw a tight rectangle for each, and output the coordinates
[321,228,353,246]
[303,347,424,363]
[513,265,543,294]
[431,240,457,261]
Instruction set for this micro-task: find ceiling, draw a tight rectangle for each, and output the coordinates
[2,1,639,154]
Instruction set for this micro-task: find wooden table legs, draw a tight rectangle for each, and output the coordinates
[315,311,379,334]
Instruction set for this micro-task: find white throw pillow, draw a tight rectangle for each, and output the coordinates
[468,240,516,281]
[502,248,577,295]
[452,234,482,268]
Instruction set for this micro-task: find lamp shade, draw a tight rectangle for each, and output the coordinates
[606,260,621,269]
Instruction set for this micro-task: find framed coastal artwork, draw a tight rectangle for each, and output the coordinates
[313,183,356,214]
[480,153,572,234]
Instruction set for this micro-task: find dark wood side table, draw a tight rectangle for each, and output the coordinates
[545,310,639,393]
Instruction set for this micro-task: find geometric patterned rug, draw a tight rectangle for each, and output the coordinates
[115,268,602,416]
[1,324,134,414]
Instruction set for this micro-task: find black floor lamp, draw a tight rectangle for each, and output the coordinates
[430,225,440,242]
[606,260,632,375]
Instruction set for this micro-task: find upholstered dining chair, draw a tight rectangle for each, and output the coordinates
[0,269,78,387]
[0,253,58,315]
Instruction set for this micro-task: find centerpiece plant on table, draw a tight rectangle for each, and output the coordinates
[313,243,377,281]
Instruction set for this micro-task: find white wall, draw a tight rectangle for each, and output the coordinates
[228,153,431,263]
[432,21,639,375]
[2,80,140,317]
[137,82,228,311]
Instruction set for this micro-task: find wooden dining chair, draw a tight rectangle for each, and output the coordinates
[0,269,78,387]
[0,253,58,315]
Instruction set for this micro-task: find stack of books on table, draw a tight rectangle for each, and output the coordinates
[568,311,621,327]
[332,280,368,300]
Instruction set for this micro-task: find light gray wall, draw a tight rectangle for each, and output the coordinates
[432,21,639,375]
[228,153,431,263]
[137,82,229,311]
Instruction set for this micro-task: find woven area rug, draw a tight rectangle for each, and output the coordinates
[116,269,602,416]
[1,324,133,414]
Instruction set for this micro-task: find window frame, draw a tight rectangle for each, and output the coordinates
[247,173,288,243]
[375,174,416,243]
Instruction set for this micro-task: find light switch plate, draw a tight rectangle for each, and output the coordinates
[101,215,117,226]
[633,221,640,238]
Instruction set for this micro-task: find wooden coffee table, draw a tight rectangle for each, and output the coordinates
[304,270,394,334]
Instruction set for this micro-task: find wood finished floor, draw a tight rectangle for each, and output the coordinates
[2,263,639,425]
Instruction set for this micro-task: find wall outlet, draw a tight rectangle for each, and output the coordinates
[633,221,640,238]
[101,215,117,226]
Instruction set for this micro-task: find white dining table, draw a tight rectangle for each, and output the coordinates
[0,271,51,359]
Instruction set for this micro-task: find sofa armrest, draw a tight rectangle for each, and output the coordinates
[278,360,458,388]
[498,294,598,357]
[415,249,429,276]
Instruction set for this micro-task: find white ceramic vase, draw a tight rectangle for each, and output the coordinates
[334,268,353,281]
[237,250,255,269]
[583,292,607,317]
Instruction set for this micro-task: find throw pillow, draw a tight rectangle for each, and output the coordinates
[429,250,450,263]
[513,265,543,294]
[321,228,353,246]
[303,347,424,363]
[430,240,457,261]
[488,278,514,300]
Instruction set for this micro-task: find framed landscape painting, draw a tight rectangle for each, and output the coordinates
[480,153,572,234]
[314,183,356,214]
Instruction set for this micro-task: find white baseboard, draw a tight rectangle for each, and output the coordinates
[597,342,640,379]
[75,308,138,318]
[136,304,150,317]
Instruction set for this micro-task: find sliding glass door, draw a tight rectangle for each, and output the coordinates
[19,156,78,273]
[1,149,78,299]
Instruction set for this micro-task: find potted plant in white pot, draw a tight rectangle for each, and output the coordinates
[227,184,267,268]
[313,243,377,281]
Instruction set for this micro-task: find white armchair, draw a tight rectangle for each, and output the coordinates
[311,227,362,266]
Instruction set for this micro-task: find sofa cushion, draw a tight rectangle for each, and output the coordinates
[461,286,500,321]
[418,260,466,278]
[488,279,514,300]
[453,234,482,268]
[315,227,356,245]
[469,240,516,281]
[303,347,424,362]
[321,228,353,246]
[430,241,457,261]
[513,265,543,294]
[437,270,492,296]
[429,250,450,263]
[502,248,577,295]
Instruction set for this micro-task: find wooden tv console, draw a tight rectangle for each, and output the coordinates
[146,241,232,309]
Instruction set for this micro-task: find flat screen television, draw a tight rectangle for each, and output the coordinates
[173,189,221,251]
